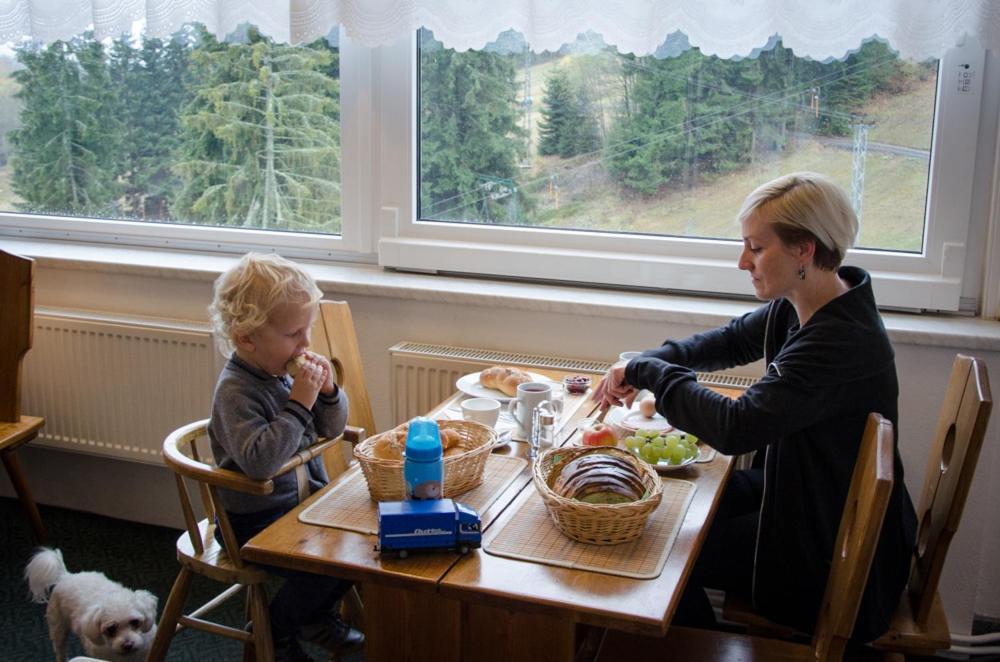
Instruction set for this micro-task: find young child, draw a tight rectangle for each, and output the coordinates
[208,252,363,661]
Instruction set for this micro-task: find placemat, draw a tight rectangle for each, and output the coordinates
[483,478,696,579]
[298,454,528,535]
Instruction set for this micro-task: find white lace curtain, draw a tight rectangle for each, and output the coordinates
[0,0,997,60]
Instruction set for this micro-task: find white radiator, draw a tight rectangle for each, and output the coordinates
[21,308,220,465]
[388,341,757,425]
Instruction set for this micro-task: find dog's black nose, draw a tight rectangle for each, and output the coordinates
[121,640,134,651]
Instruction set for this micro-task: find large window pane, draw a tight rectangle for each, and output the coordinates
[418,30,936,253]
[0,24,341,234]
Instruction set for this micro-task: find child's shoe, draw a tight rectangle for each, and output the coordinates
[299,612,365,656]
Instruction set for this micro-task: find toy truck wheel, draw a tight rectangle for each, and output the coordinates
[398,549,408,559]
[459,544,470,555]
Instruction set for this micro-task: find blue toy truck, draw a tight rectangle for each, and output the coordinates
[376,498,482,558]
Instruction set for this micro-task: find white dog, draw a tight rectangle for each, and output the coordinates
[25,548,158,662]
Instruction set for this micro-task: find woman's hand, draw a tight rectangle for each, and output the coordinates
[593,360,639,409]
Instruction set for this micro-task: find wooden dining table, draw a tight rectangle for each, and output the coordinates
[242,370,742,662]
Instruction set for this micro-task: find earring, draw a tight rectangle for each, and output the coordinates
[797,265,806,280]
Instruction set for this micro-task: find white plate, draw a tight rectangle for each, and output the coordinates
[651,448,700,473]
[455,371,558,401]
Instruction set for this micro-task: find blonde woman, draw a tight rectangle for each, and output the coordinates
[595,172,916,643]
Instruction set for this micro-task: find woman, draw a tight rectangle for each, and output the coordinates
[595,172,916,642]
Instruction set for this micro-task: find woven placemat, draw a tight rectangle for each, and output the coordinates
[298,454,528,535]
[483,478,696,579]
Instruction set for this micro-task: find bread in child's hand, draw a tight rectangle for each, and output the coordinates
[286,354,307,376]
[479,366,532,396]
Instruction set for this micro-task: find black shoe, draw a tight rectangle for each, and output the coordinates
[299,612,365,655]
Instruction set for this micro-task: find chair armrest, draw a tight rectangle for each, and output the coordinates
[164,442,276,496]
[270,426,364,477]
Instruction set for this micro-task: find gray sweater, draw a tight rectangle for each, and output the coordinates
[208,354,349,514]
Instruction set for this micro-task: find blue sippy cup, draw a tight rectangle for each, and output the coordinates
[404,417,443,500]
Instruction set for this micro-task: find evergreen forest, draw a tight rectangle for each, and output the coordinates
[1,27,934,247]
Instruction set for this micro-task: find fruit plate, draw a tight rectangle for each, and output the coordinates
[455,371,558,401]
[649,448,700,473]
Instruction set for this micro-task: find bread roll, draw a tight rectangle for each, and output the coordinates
[285,354,307,376]
[479,365,532,396]
[439,427,461,450]
[372,434,404,461]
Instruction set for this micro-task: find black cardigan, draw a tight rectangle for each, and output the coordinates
[625,266,917,642]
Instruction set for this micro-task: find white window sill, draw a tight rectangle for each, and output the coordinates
[5,237,999,352]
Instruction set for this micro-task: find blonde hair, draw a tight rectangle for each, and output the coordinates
[209,253,322,356]
[737,172,858,270]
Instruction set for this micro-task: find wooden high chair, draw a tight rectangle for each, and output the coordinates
[596,413,896,662]
[0,248,48,544]
[149,421,363,662]
[310,300,376,477]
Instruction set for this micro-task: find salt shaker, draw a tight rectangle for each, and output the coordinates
[529,400,557,459]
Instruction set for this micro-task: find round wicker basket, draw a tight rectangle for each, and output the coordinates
[532,445,663,545]
[353,420,497,501]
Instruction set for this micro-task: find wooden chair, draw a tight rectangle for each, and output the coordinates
[0,248,48,544]
[311,300,376,477]
[596,412,896,662]
[148,420,362,662]
[871,354,991,657]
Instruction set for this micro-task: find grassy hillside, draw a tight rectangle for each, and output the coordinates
[519,61,936,252]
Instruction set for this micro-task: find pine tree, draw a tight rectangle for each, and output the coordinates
[10,35,120,214]
[419,33,527,223]
[108,33,192,220]
[538,67,599,159]
[172,27,340,232]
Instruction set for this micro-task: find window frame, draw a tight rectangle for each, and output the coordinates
[377,32,989,312]
[0,27,373,262]
[0,28,991,313]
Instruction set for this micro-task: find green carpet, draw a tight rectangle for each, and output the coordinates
[1,497,362,661]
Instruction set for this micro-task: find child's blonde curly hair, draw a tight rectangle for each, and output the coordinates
[209,253,323,356]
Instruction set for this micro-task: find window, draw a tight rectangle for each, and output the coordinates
[380,31,988,312]
[0,23,367,256]
[0,19,991,312]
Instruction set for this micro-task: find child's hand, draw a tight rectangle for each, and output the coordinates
[289,357,324,410]
[309,352,338,395]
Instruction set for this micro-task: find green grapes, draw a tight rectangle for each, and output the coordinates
[623,429,699,466]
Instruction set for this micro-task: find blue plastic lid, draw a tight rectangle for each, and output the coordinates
[405,416,442,462]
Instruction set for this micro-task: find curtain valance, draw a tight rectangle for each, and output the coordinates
[0,0,996,60]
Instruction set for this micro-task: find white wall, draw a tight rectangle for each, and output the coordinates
[2,259,998,633]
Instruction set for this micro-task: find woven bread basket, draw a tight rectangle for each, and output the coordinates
[532,445,663,545]
[353,420,497,501]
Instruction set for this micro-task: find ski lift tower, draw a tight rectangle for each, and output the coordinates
[849,116,874,223]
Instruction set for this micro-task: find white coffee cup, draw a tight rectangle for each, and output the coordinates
[507,381,563,440]
[619,351,642,362]
[461,397,502,428]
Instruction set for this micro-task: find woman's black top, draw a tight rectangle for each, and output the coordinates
[625,266,917,641]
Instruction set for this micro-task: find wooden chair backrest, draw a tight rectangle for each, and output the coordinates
[908,354,992,624]
[311,300,375,439]
[812,413,895,662]
[0,249,34,422]
[162,419,350,568]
